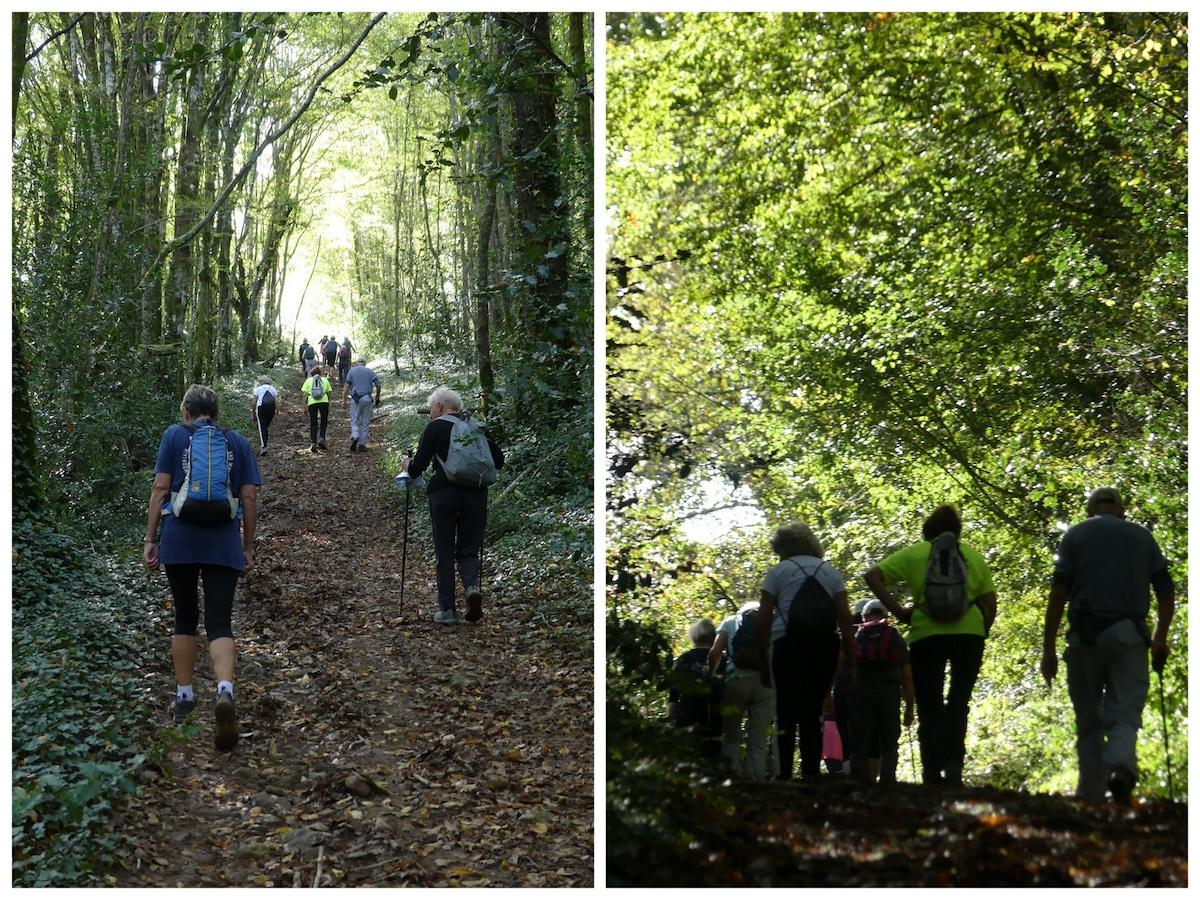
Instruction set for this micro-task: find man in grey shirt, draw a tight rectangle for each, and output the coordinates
[1041,487,1174,803]
[341,359,381,452]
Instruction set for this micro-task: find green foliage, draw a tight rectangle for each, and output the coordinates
[608,12,1186,798]
[12,517,178,886]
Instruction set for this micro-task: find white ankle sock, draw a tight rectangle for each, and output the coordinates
[217,681,234,697]
[176,684,194,701]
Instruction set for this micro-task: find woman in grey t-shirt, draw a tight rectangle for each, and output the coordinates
[758,522,856,780]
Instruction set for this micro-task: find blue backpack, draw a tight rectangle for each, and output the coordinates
[169,423,239,525]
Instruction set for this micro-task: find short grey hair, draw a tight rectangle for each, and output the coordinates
[770,521,824,559]
[181,384,220,419]
[258,374,273,385]
[687,618,716,648]
[428,386,463,412]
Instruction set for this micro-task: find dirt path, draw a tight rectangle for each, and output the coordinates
[107,367,593,887]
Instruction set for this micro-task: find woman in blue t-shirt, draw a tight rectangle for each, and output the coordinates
[143,384,261,752]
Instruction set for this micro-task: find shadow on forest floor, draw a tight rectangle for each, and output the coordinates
[608,772,1186,887]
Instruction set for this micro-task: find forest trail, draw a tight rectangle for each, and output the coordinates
[106,366,592,888]
[609,777,1187,887]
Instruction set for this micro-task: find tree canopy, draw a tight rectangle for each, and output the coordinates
[607,10,1186,807]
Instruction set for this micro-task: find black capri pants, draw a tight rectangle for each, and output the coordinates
[255,402,276,448]
[165,564,240,640]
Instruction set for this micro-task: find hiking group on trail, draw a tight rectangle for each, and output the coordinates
[144,369,504,752]
[671,495,1175,804]
[299,335,353,380]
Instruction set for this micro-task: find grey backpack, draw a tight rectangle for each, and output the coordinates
[436,414,497,487]
[923,531,969,622]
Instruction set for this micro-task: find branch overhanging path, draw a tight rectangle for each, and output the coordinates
[136,13,387,292]
[104,366,592,887]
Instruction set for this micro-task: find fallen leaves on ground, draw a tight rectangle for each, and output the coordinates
[102,367,593,887]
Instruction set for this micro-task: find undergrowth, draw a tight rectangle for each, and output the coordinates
[11,516,179,886]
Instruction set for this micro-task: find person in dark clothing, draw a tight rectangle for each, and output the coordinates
[668,618,723,759]
[400,386,503,625]
[848,600,915,785]
[323,337,338,371]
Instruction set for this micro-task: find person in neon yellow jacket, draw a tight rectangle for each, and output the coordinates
[301,366,332,452]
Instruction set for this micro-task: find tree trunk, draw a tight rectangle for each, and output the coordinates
[569,13,592,165]
[164,16,209,343]
[503,13,569,346]
[12,13,29,131]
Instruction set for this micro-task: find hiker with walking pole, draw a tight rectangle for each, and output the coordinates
[399,386,504,625]
[1040,487,1175,804]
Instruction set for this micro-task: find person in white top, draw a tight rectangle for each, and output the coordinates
[249,374,279,456]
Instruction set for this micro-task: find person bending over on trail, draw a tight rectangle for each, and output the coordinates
[668,618,723,760]
[707,602,774,779]
[301,366,332,452]
[1041,487,1175,804]
[341,358,381,453]
[400,386,504,625]
[864,505,997,787]
[250,374,279,457]
[848,600,915,785]
[337,339,352,384]
[755,522,856,781]
[143,384,260,751]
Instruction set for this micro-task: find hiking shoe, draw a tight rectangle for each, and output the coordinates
[259,447,268,457]
[1107,766,1135,803]
[170,696,196,724]
[214,691,239,752]
[349,437,358,452]
[464,587,483,623]
[310,443,318,453]
[357,444,368,452]
[433,609,458,625]
[318,440,327,450]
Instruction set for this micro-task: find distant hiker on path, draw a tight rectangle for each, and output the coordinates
[864,505,997,787]
[848,599,915,785]
[323,336,339,371]
[302,340,317,376]
[299,339,310,373]
[341,358,381,453]
[302,366,332,452]
[142,384,260,751]
[250,374,278,457]
[1041,487,1175,803]
[668,618,723,759]
[756,522,856,780]
[708,602,774,780]
[337,339,352,384]
[400,387,503,625]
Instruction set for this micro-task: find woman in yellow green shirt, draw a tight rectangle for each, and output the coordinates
[863,505,997,786]
[300,366,332,452]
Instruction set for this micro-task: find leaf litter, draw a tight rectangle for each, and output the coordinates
[101,367,593,887]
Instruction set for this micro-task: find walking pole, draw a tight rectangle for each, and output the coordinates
[396,449,413,617]
[1157,667,1174,802]
[907,725,917,782]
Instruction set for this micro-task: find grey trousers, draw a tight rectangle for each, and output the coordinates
[1065,618,1149,801]
[719,675,775,781]
[349,396,374,444]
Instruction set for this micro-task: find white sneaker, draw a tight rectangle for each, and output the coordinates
[432,609,458,625]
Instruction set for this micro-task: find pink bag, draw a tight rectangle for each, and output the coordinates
[821,717,844,761]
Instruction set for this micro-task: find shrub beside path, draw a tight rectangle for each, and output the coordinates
[105,368,593,887]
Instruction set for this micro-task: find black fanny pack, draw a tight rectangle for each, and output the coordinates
[1074,610,1149,646]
